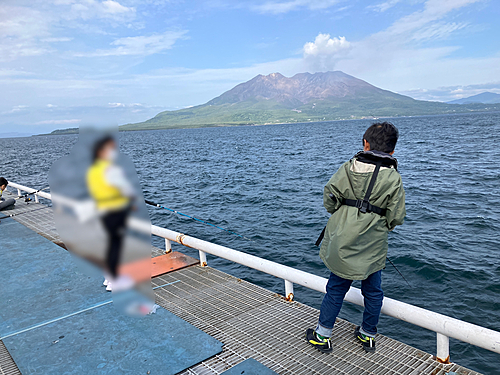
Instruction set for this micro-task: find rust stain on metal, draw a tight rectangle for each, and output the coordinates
[433,355,451,364]
[175,234,194,248]
[175,233,185,244]
[273,293,295,302]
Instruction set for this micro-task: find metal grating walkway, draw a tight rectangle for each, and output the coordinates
[0,192,481,375]
[0,342,20,375]
[152,266,479,375]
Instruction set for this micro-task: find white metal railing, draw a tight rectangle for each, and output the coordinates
[8,181,500,364]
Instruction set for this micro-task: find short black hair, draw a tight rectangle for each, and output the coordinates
[92,135,115,162]
[0,177,8,187]
[363,122,399,153]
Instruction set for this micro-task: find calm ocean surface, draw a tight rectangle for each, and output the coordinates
[1,112,499,373]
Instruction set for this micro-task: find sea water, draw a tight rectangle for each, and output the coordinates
[1,112,499,373]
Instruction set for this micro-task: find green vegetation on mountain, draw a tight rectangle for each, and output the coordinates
[120,71,500,131]
[37,127,79,136]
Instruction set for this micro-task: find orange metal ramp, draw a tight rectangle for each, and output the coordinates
[119,251,200,282]
[151,251,199,277]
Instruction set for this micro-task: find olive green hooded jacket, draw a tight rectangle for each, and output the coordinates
[319,152,406,280]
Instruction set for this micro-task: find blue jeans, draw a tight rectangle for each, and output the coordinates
[316,270,383,338]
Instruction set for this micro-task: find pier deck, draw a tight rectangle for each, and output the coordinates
[0,193,480,375]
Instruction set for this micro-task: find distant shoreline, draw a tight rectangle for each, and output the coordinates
[32,109,500,137]
[35,127,79,136]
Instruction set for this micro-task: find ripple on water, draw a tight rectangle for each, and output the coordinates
[1,113,499,374]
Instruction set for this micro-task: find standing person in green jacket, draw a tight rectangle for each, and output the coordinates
[306,122,406,354]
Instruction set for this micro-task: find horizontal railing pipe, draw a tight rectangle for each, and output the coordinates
[8,181,500,358]
[8,182,52,201]
[152,223,500,355]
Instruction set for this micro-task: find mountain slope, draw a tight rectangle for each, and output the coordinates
[207,71,405,106]
[448,92,500,104]
[120,72,500,131]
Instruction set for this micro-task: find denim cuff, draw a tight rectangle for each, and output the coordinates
[360,326,376,338]
[315,322,333,338]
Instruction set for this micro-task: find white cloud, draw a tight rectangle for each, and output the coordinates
[0,6,51,39]
[35,119,82,125]
[382,0,480,37]
[0,1,135,62]
[0,69,32,77]
[254,0,339,14]
[0,5,52,61]
[368,0,401,13]
[53,0,78,5]
[303,33,351,70]
[3,105,29,114]
[298,0,485,92]
[108,102,147,108]
[411,22,468,41]
[65,0,135,21]
[102,0,132,14]
[303,34,351,57]
[400,82,500,101]
[77,30,187,57]
[40,37,74,43]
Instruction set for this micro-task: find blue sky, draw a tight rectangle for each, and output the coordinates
[1,0,499,135]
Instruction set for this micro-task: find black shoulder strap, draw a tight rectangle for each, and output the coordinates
[315,157,387,246]
[338,160,386,216]
[359,160,382,213]
[315,226,326,247]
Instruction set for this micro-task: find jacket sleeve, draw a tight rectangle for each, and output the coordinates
[323,165,346,214]
[105,164,135,198]
[385,174,406,230]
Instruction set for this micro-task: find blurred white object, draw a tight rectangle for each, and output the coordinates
[52,193,97,223]
[111,275,135,292]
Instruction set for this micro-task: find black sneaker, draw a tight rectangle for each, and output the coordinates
[355,326,376,353]
[305,328,333,354]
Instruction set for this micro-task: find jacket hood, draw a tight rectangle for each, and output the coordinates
[354,150,398,170]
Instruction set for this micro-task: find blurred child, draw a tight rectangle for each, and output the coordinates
[87,136,135,292]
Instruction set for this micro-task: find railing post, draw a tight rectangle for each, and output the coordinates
[16,181,497,358]
[17,188,21,196]
[436,333,450,363]
[285,280,294,301]
[165,239,172,253]
[199,250,207,267]
[34,193,39,203]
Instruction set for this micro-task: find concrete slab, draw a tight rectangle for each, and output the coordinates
[221,358,278,375]
[3,303,222,375]
[0,218,223,374]
[0,217,109,337]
